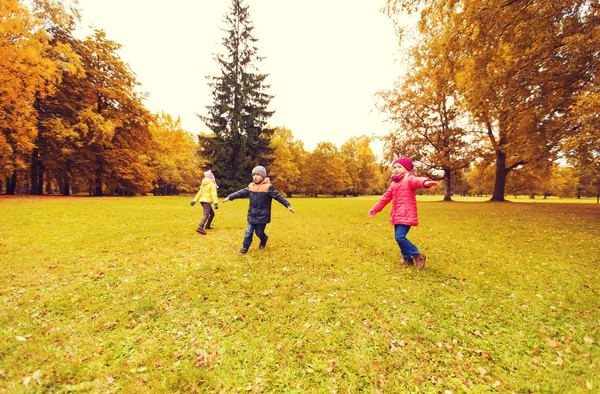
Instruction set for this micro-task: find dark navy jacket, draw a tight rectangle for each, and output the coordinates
[226,177,291,224]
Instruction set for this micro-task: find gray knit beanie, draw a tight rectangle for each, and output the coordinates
[252,166,267,178]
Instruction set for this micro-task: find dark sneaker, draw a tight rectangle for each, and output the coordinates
[205,226,212,230]
[413,253,426,270]
[196,228,206,235]
[239,247,249,254]
[258,237,268,249]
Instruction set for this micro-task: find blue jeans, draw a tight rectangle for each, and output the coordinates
[394,224,419,260]
[243,223,267,248]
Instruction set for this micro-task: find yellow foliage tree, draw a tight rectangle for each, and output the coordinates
[269,127,305,196]
[340,135,383,195]
[304,142,347,196]
[385,0,600,201]
[149,113,202,195]
[0,0,69,193]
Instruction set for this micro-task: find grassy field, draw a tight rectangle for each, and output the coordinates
[1,195,599,393]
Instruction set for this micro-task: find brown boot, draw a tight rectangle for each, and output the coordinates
[401,257,414,266]
[196,227,206,235]
[413,253,426,270]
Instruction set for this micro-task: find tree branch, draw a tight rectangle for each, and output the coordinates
[507,160,527,172]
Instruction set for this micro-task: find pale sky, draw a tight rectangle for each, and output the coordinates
[76,0,404,153]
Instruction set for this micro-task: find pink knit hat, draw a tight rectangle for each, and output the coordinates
[203,170,215,180]
[393,157,413,171]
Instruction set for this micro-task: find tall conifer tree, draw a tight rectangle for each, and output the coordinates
[198,0,274,194]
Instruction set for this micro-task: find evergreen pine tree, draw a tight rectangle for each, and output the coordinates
[198,0,274,194]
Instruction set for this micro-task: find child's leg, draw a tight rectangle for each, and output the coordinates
[197,203,211,234]
[243,222,256,248]
[254,223,268,247]
[394,224,419,260]
[206,206,215,228]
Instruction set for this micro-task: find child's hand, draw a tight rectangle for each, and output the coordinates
[190,201,196,206]
[288,206,295,214]
[222,198,229,203]
[368,209,376,218]
[424,180,438,188]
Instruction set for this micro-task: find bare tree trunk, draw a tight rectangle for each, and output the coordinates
[443,167,452,201]
[31,149,41,195]
[30,148,45,195]
[38,165,44,195]
[94,158,103,196]
[491,149,507,201]
[45,176,52,194]
[7,172,17,195]
[61,173,71,196]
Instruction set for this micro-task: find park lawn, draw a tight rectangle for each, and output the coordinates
[0,195,598,393]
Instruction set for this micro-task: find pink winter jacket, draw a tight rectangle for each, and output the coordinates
[371,172,430,226]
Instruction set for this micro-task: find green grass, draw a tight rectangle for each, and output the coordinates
[1,195,599,393]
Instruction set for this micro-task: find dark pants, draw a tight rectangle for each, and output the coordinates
[243,222,267,248]
[394,224,419,260]
[198,202,215,230]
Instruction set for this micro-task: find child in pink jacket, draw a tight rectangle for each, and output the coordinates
[369,157,437,270]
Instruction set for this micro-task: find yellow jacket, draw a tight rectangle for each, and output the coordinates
[193,178,218,204]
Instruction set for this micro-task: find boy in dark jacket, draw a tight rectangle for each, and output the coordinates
[222,166,294,254]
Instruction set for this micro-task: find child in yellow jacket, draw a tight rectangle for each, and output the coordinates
[190,170,219,234]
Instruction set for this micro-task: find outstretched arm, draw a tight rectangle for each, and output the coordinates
[408,176,438,190]
[223,188,249,203]
[369,185,393,216]
[269,186,294,213]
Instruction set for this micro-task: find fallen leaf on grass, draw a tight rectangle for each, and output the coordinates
[389,339,404,353]
[16,336,27,342]
[194,349,219,366]
[478,367,487,376]
[475,349,492,359]
[584,336,594,344]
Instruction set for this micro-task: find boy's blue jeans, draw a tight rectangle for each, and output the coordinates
[394,224,419,260]
[243,222,267,248]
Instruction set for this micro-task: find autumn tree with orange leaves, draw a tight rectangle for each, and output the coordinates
[384,0,600,201]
